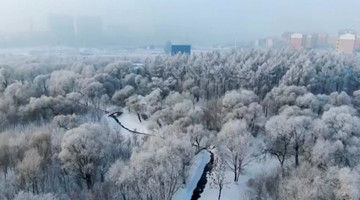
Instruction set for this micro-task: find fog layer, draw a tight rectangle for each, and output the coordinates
[0,0,359,45]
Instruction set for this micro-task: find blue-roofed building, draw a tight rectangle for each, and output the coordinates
[171,45,191,56]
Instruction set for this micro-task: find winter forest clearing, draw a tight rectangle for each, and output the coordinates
[1,49,360,200]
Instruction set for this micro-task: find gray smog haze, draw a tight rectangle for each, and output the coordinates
[0,0,359,46]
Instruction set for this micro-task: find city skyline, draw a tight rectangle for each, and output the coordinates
[0,0,359,46]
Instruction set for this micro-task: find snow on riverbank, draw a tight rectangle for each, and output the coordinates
[199,156,278,200]
[173,150,211,200]
[105,110,150,139]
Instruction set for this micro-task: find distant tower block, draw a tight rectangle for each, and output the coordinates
[336,33,356,54]
[355,35,360,50]
[291,33,303,50]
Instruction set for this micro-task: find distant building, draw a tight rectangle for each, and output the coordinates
[254,39,265,47]
[291,33,303,50]
[301,34,319,49]
[170,45,191,56]
[311,34,319,48]
[336,33,356,54]
[283,31,360,51]
[164,41,172,54]
[254,38,273,48]
[355,35,360,50]
[257,39,266,47]
[339,29,357,35]
[302,34,312,49]
[266,38,274,47]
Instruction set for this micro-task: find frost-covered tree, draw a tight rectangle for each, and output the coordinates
[59,123,110,189]
[278,164,338,200]
[263,85,307,117]
[33,74,50,96]
[186,124,214,153]
[127,147,183,200]
[219,120,252,182]
[321,106,360,167]
[1,48,360,199]
[0,134,10,178]
[266,112,312,169]
[288,116,312,166]
[210,157,229,200]
[112,85,135,106]
[16,148,43,194]
[13,191,58,200]
[335,167,360,200]
[0,170,17,200]
[52,114,79,130]
[265,115,292,174]
[48,70,79,96]
[107,160,132,200]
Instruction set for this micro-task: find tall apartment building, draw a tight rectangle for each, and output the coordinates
[355,35,360,51]
[302,34,317,49]
[254,38,273,48]
[290,33,303,50]
[336,33,356,54]
[254,38,265,47]
[266,38,273,47]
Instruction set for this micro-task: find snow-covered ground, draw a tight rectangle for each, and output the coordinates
[173,150,211,200]
[105,110,150,139]
[199,156,278,200]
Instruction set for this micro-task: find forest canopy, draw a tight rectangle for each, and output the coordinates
[1,49,360,200]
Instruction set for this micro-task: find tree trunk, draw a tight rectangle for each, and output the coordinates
[236,159,242,182]
[3,169,6,180]
[121,192,127,200]
[137,112,142,123]
[32,181,36,194]
[234,166,237,182]
[85,174,93,189]
[295,143,299,167]
[233,155,241,182]
[35,180,39,194]
[218,186,222,200]
[182,164,187,185]
[101,172,105,182]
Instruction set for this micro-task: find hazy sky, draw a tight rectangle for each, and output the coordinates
[0,0,359,45]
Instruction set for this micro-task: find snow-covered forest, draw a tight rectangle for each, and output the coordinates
[1,49,360,200]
